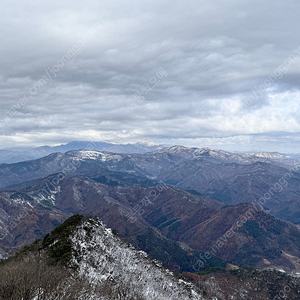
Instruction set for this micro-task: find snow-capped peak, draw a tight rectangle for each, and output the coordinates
[70,217,203,300]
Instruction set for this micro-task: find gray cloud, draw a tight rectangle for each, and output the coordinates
[1,0,300,153]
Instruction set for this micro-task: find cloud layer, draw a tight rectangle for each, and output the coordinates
[1,0,300,153]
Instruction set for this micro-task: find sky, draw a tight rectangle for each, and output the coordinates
[1,0,300,153]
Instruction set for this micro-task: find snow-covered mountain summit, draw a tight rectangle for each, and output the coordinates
[60,216,203,299]
[0,141,161,164]
[154,145,299,166]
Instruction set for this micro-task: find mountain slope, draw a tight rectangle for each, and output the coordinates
[2,172,300,272]
[2,215,300,300]
[0,174,225,272]
[0,215,204,300]
[185,268,300,300]
[70,216,203,299]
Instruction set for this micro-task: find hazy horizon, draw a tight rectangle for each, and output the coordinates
[1,139,300,155]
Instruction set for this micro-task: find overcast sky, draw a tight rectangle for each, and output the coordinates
[1,0,300,153]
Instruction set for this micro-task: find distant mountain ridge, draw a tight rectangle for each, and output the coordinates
[0,146,300,223]
[2,141,299,166]
[0,141,161,164]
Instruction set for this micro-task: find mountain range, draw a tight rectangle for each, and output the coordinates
[1,145,300,223]
[2,143,300,299]
[1,145,300,275]
[0,141,161,164]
